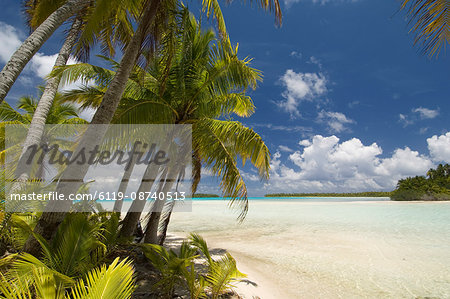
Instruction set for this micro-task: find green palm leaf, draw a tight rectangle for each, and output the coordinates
[50,214,106,276]
[68,258,136,299]
[193,118,270,220]
[207,253,246,299]
[402,0,450,56]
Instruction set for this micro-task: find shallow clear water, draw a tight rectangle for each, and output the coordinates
[169,198,450,298]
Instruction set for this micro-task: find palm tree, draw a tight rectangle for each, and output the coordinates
[137,11,270,243]
[142,233,246,298]
[401,0,450,57]
[10,19,82,188]
[24,0,281,255]
[22,0,169,255]
[12,0,139,197]
[53,9,270,243]
[0,93,85,127]
[0,92,86,171]
[0,0,144,103]
[0,0,91,103]
[0,93,86,246]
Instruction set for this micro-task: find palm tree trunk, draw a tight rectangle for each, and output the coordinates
[23,0,162,256]
[12,18,82,187]
[143,168,177,244]
[0,0,89,103]
[119,162,163,239]
[119,126,181,239]
[113,160,136,214]
[157,201,175,245]
[113,144,140,214]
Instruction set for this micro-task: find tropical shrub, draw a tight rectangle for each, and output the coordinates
[11,213,107,277]
[142,233,245,299]
[142,241,198,298]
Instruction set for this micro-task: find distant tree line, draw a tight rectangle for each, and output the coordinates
[265,192,392,197]
[192,193,220,198]
[391,164,450,201]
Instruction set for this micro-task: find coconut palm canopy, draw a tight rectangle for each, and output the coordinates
[54,8,270,218]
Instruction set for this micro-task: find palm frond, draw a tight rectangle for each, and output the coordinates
[207,253,246,299]
[193,119,270,220]
[60,86,105,110]
[51,63,115,88]
[141,242,196,296]
[11,253,75,286]
[16,96,38,117]
[401,0,450,57]
[189,233,213,265]
[0,271,34,299]
[112,99,177,124]
[0,102,27,123]
[11,213,106,277]
[68,257,136,299]
[50,213,106,276]
[23,0,65,30]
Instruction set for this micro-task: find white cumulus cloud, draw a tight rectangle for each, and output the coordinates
[30,53,78,79]
[277,69,327,116]
[427,132,450,163]
[0,22,22,63]
[29,53,60,79]
[375,148,433,179]
[264,133,442,193]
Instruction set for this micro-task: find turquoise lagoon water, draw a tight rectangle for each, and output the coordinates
[169,198,450,298]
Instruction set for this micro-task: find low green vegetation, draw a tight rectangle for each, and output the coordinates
[142,233,245,299]
[391,164,450,201]
[0,213,246,298]
[265,192,392,197]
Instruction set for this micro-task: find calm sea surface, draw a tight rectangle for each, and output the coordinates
[169,198,450,298]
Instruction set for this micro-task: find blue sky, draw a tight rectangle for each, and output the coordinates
[1,0,449,195]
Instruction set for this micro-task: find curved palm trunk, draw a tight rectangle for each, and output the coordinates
[143,167,178,244]
[118,163,162,239]
[119,127,181,239]
[23,0,162,256]
[113,160,136,214]
[157,201,175,245]
[0,0,89,103]
[158,157,199,245]
[12,18,82,187]
[113,148,139,214]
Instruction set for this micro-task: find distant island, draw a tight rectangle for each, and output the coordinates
[391,164,450,201]
[265,192,392,197]
[192,193,220,198]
